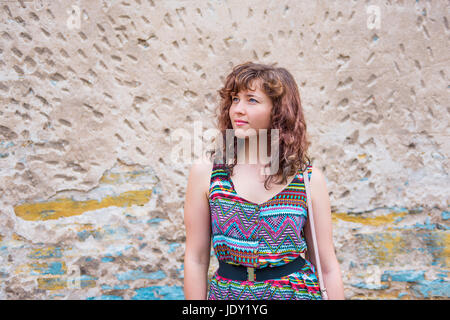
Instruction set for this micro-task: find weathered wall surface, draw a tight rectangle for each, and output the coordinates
[0,0,448,300]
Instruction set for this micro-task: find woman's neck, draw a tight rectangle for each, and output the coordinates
[235,135,272,165]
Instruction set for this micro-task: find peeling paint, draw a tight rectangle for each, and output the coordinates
[332,210,408,227]
[14,190,152,221]
[131,285,184,300]
[87,295,123,300]
[28,247,63,259]
[381,270,425,282]
[411,279,450,298]
[30,262,66,275]
[116,269,167,281]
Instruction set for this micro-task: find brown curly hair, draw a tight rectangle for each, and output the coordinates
[207,61,312,190]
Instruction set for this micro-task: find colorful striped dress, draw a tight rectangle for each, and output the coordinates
[207,161,322,300]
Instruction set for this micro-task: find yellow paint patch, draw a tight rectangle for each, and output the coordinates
[442,232,450,267]
[29,262,67,275]
[332,211,407,227]
[37,277,96,290]
[357,153,367,159]
[15,264,31,275]
[369,233,404,264]
[37,278,67,290]
[12,233,27,241]
[27,247,62,259]
[14,189,152,221]
[37,278,66,290]
[75,224,95,231]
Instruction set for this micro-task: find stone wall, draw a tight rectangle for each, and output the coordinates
[0,0,448,299]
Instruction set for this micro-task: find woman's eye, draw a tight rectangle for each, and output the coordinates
[231,97,258,103]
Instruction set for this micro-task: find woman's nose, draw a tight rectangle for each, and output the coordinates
[234,99,246,113]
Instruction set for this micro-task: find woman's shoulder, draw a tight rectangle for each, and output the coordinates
[309,165,329,201]
[310,165,324,178]
[189,157,215,178]
[188,157,215,197]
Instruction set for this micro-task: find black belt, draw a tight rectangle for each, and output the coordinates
[217,255,306,281]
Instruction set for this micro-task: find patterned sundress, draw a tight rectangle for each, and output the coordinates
[207,161,322,300]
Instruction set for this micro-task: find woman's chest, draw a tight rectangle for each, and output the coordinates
[229,169,298,205]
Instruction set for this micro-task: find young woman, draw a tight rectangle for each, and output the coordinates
[183,61,345,300]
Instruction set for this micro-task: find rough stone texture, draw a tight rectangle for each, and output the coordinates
[0,0,448,300]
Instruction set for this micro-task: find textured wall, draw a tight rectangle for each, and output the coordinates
[0,0,448,300]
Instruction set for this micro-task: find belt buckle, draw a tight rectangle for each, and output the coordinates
[247,267,255,281]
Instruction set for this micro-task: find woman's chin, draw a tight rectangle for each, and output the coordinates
[234,128,257,139]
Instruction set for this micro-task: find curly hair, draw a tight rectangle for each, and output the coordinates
[207,61,312,190]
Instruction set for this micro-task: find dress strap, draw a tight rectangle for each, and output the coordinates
[208,158,228,196]
[306,164,312,181]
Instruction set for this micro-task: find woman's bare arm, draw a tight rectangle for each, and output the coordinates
[183,161,213,300]
[304,166,345,299]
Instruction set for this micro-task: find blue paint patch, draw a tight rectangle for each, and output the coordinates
[132,285,184,300]
[81,275,98,281]
[1,141,15,148]
[105,244,132,256]
[101,284,130,290]
[30,261,65,275]
[168,243,180,253]
[77,230,102,241]
[391,206,409,213]
[417,232,446,267]
[0,153,9,158]
[0,271,9,278]
[394,217,436,231]
[415,217,436,230]
[139,243,147,250]
[116,269,166,281]
[101,256,114,262]
[147,218,165,225]
[114,284,130,290]
[431,152,444,160]
[175,264,184,279]
[373,35,379,42]
[104,225,129,239]
[398,292,408,299]
[359,177,368,181]
[65,274,98,290]
[351,282,388,290]
[442,211,450,220]
[381,270,425,282]
[394,216,405,223]
[411,279,450,298]
[87,295,123,300]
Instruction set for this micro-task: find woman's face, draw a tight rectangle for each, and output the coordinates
[229,80,273,139]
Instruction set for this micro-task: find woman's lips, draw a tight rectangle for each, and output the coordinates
[234,120,248,126]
